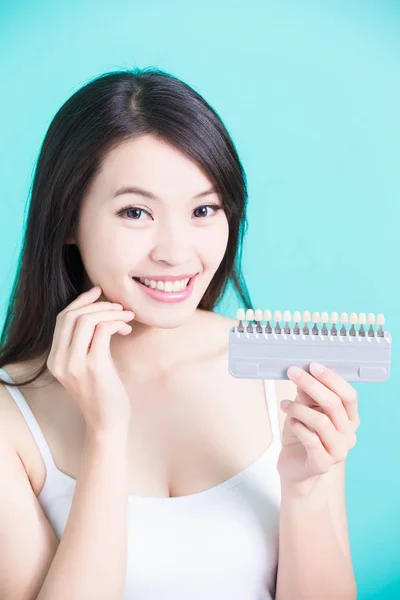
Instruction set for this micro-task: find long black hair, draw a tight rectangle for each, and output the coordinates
[0,67,253,388]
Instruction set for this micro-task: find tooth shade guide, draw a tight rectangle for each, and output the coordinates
[234,309,386,337]
[230,309,391,382]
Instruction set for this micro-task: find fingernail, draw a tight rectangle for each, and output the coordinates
[311,362,324,374]
[288,366,302,378]
[281,400,291,409]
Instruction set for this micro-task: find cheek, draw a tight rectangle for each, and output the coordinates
[204,222,229,264]
[79,229,134,281]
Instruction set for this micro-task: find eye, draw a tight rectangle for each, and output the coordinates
[116,204,224,220]
[193,204,223,218]
[116,206,149,220]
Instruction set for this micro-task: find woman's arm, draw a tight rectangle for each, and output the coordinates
[275,475,357,600]
[37,427,130,600]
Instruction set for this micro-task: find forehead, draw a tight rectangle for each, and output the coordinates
[98,135,214,196]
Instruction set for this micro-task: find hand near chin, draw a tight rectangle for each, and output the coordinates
[46,286,136,435]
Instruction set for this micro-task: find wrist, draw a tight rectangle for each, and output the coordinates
[280,474,328,503]
[85,424,130,446]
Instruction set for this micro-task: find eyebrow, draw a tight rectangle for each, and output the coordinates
[112,185,218,201]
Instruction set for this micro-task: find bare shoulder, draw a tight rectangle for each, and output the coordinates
[0,361,59,600]
[0,372,20,450]
[0,358,48,468]
[0,356,50,388]
[0,362,31,446]
[196,309,238,352]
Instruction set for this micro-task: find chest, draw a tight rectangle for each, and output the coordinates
[21,360,278,499]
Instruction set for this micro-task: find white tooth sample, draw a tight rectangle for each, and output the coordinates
[283,310,291,322]
[236,308,245,320]
[254,309,263,321]
[293,311,301,322]
[246,309,254,321]
[263,309,272,321]
[358,313,366,325]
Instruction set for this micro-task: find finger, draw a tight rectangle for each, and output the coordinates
[285,403,348,459]
[289,418,333,474]
[89,320,130,358]
[68,310,134,364]
[54,302,128,349]
[62,286,102,311]
[287,367,356,434]
[308,362,360,427]
[50,301,124,365]
[294,386,352,439]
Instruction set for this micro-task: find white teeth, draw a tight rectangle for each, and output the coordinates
[137,277,190,292]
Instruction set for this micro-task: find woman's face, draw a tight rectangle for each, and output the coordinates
[69,134,230,329]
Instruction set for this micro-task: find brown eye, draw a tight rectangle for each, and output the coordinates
[116,204,223,220]
[117,206,150,220]
[193,205,222,218]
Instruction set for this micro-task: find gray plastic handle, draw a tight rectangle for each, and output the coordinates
[228,328,392,382]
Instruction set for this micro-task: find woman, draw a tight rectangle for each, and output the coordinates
[0,68,358,599]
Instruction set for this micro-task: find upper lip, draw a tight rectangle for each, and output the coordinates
[133,273,198,282]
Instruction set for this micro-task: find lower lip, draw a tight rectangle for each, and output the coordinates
[132,274,198,303]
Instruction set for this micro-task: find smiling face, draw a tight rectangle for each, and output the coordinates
[68,134,230,329]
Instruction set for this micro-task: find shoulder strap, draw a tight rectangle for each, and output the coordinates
[0,367,58,472]
[264,379,282,444]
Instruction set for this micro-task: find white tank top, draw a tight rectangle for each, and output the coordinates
[0,367,282,599]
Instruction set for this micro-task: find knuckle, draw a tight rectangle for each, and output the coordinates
[88,351,101,367]
[50,364,63,380]
[96,320,112,330]
[320,413,331,430]
[335,448,348,462]
[86,358,97,371]
[79,312,96,325]
[351,390,358,403]
[67,360,83,377]
[348,431,357,448]
[63,310,75,323]
[308,432,320,447]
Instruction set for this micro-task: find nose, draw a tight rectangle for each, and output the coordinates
[150,219,196,265]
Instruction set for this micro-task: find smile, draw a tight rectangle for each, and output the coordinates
[131,273,198,303]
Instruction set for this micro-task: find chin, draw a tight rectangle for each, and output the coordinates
[133,308,196,329]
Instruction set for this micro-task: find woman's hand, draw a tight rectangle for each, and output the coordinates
[46,285,136,435]
[277,362,361,492]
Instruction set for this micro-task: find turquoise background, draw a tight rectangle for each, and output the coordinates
[0,1,399,597]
